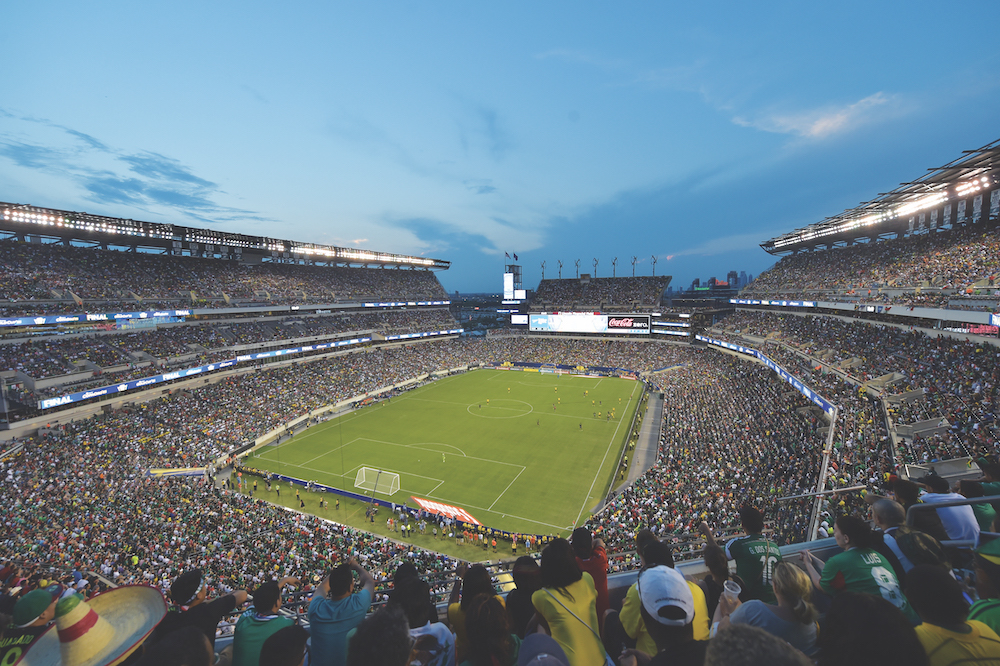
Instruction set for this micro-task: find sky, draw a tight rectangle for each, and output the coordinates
[2,2,999,294]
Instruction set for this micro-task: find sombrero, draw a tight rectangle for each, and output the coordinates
[21,585,167,666]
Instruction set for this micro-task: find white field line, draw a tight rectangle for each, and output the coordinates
[488,466,526,511]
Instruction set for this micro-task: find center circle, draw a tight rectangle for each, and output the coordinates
[466,399,534,419]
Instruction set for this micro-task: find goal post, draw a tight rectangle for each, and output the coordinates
[354,467,400,495]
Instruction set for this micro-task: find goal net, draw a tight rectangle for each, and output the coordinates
[354,467,400,495]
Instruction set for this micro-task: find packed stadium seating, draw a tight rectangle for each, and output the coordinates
[533,276,670,310]
[744,225,1000,310]
[5,231,1000,664]
[0,238,448,312]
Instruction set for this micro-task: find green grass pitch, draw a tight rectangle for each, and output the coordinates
[245,369,642,536]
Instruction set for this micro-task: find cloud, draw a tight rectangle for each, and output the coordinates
[388,216,499,256]
[0,140,64,169]
[0,110,267,223]
[120,151,217,189]
[732,92,898,139]
[663,229,785,259]
[463,179,496,195]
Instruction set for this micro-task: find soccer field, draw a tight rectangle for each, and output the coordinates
[245,369,642,536]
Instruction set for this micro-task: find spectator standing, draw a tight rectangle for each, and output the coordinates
[701,507,782,603]
[506,557,542,639]
[571,527,609,633]
[448,564,504,663]
[462,593,520,666]
[619,566,707,666]
[232,576,299,666]
[157,568,248,660]
[530,538,604,666]
[389,575,456,666]
[309,558,375,666]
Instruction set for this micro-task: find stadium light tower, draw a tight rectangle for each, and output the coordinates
[540,260,545,279]
[612,257,618,278]
[593,257,599,277]
[575,259,580,278]
[651,255,658,276]
[558,260,563,279]
[631,256,637,277]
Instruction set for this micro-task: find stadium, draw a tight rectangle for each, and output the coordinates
[1,138,999,664]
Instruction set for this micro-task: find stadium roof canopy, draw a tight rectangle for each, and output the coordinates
[0,201,450,270]
[761,138,1000,255]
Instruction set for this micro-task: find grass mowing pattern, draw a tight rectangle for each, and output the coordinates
[246,369,641,536]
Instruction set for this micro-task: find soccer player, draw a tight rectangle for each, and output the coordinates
[442,453,446,463]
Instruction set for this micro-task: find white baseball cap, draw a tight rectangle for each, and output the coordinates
[637,565,695,627]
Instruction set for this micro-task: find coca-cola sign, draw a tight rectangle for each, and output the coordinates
[608,315,649,331]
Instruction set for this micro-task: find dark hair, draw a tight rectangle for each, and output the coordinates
[571,528,593,558]
[959,480,985,498]
[260,625,309,666]
[347,605,412,666]
[465,594,515,666]
[329,565,354,597]
[511,557,541,593]
[540,538,582,596]
[702,544,729,582]
[460,565,495,611]
[892,479,921,505]
[635,529,658,555]
[169,569,203,604]
[924,475,950,493]
[393,562,419,584]
[643,541,675,569]
[836,515,874,550]
[740,506,764,534]
[906,564,969,626]
[817,592,928,666]
[136,626,213,666]
[253,581,280,613]
[388,576,433,627]
[706,624,811,666]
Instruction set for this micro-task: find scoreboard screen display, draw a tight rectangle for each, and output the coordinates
[529,312,649,335]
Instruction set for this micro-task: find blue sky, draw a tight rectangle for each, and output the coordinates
[2,2,999,293]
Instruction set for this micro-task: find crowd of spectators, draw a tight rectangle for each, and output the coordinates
[534,276,671,310]
[0,238,448,309]
[5,325,1000,664]
[714,309,999,466]
[748,226,1000,294]
[1,308,458,388]
[586,351,823,562]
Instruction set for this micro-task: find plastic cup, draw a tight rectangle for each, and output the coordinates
[723,580,742,602]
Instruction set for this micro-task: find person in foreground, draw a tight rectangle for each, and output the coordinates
[530,538,605,666]
[619,565,707,666]
[907,564,1000,666]
[713,561,818,656]
[309,557,375,666]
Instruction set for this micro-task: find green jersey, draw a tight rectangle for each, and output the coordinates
[820,548,918,624]
[726,534,782,603]
[969,599,1000,637]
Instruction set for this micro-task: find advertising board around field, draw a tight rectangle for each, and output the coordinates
[411,496,481,525]
[529,312,650,335]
